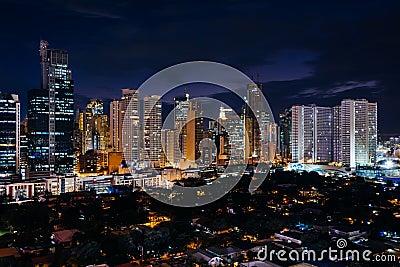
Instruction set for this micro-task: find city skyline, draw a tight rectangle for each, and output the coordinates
[1,3,400,265]
[0,39,395,178]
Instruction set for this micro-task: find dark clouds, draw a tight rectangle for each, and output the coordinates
[0,0,399,134]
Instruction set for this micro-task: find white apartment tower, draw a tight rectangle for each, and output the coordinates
[291,105,333,163]
[340,99,377,167]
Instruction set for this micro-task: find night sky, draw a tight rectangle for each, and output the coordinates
[0,0,399,135]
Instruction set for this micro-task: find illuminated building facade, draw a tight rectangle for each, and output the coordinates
[121,89,141,169]
[218,107,246,165]
[186,100,203,162]
[246,83,263,159]
[340,99,377,167]
[291,105,333,163]
[0,92,20,178]
[143,95,162,166]
[110,99,122,151]
[28,40,74,174]
[279,109,292,161]
[174,93,190,160]
[79,99,109,154]
[161,129,180,168]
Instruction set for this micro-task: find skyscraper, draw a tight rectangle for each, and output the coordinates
[0,92,20,178]
[340,99,377,167]
[291,105,333,163]
[174,92,190,160]
[186,100,203,162]
[121,89,141,169]
[143,95,162,166]
[79,99,109,154]
[260,120,278,163]
[161,129,180,168]
[28,89,49,171]
[28,40,74,174]
[110,99,122,151]
[245,82,277,163]
[279,109,292,161]
[218,107,246,165]
[246,83,263,159]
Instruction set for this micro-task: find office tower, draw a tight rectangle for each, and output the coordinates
[0,92,20,178]
[186,100,203,162]
[213,120,230,166]
[291,105,333,163]
[198,138,215,167]
[110,89,138,153]
[161,129,180,168]
[77,99,110,175]
[93,114,109,151]
[260,120,278,163]
[218,107,246,165]
[279,109,292,161]
[28,89,49,171]
[174,92,190,160]
[340,99,377,167]
[79,109,93,154]
[79,99,109,153]
[121,89,141,169]
[110,99,122,151]
[245,83,273,163]
[143,95,162,166]
[28,40,74,174]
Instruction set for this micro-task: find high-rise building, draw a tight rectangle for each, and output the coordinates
[28,88,50,171]
[340,99,377,167]
[79,99,109,154]
[291,105,333,163]
[76,99,110,176]
[93,114,110,152]
[0,92,20,178]
[28,40,74,174]
[161,129,180,168]
[332,106,341,163]
[260,120,278,163]
[110,99,122,151]
[143,95,162,166]
[186,100,203,162]
[218,107,246,165]
[121,89,141,169]
[246,83,263,159]
[213,120,230,166]
[245,83,278,164]
[174,92,190,160]
[110,89,140,169]
[279,109,292,161]
[20,117,28,179]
